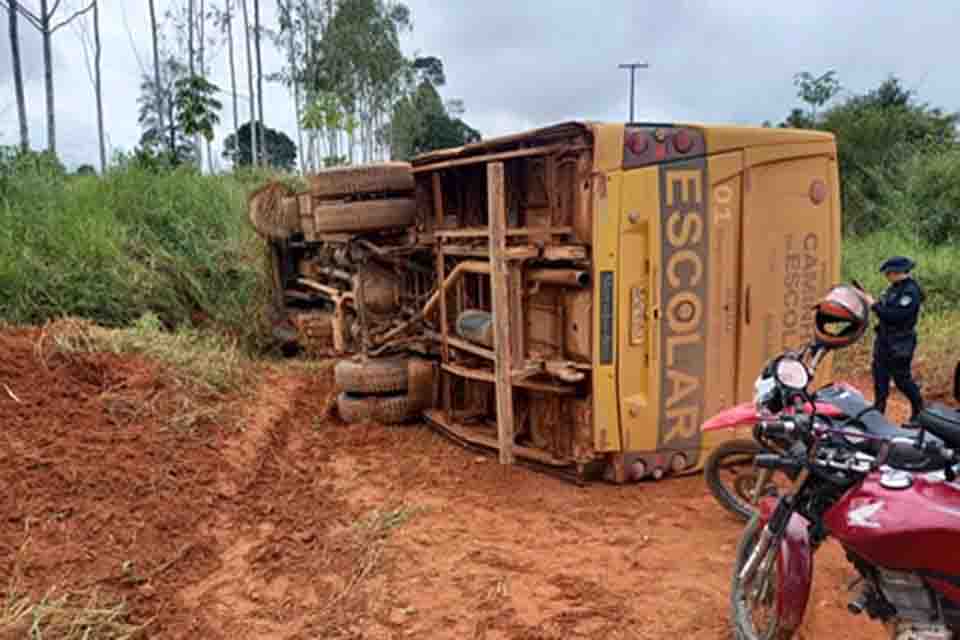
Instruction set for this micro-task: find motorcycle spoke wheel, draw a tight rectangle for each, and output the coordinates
[706,440,795,523]
[705,441,765,521]
[731,515,793,640]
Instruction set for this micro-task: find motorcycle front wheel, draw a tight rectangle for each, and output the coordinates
[730,513,796,640]
[705,439,795,522]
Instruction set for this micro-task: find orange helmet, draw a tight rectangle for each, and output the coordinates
[813,285,870,349]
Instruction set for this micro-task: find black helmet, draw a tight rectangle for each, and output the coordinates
[813,284,869,349]
[879,256,915,274]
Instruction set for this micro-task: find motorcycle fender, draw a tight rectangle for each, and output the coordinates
[758,499,813,632]
[701,403,757,432]
[776,516,813,631]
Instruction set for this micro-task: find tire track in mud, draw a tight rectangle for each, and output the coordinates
[173,367,908,639]
[177,368,318,640]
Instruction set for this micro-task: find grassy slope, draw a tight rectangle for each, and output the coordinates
[0,166,270,347]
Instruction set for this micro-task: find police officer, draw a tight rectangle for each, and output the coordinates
[861,256,925,418]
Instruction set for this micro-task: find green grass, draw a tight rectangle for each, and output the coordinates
[0,160,273,348]
[842,232,960,316]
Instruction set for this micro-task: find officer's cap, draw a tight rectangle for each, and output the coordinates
[879,256,915,273]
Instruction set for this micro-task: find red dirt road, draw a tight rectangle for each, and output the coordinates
[1,327,905,639]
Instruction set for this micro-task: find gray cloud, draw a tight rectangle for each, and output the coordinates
[0,1,956,168]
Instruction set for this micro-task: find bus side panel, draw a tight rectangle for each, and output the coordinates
[736,147,838,400]
[618,167,660,453]
[703,152,744,424]
[821,155,843,383]
[592,171,623,452]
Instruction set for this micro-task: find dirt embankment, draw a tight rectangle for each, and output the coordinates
[1,327,902,639]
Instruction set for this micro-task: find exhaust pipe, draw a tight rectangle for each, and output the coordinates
[527,269,591,288]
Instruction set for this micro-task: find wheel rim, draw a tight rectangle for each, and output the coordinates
[735,525,784,639]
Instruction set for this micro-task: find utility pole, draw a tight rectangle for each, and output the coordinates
[618,62,649,123]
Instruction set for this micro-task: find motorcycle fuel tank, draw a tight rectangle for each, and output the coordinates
[824,470,960,604]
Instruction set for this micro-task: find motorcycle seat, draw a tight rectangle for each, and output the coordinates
[916,404,960,449]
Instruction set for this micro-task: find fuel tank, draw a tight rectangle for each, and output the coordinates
[824,471,960,603]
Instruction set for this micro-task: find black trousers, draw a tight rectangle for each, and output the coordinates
[872,334,923,417]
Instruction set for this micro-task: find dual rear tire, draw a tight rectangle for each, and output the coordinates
[334,356,428,425]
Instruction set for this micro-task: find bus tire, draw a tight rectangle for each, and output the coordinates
[337,391,417,425]
[335,357,409,395]
[309,162,414,199]
[312,198,416,234]
[248,182,300,240]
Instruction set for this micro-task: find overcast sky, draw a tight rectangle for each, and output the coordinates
[0,1,957,169]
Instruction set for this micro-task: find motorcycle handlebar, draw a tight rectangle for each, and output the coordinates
[921,440,959,466]
[759,416,811,440]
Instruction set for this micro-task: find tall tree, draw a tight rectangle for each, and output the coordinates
[312,0,411,162]
[74,0,106,171]
[276,0,305,173]
[391,62,480,161]
[1,0,96,153]
[240,0,257,165]
[39,0,54,152]
[138,57,194,164]
[175,74,222,145]
[200,0,215,172]
[186,0,203,167]
[794,70,841,123]
[296,0,330,171]
[149,0,164,149]
[253,0,264,165]
[92,0,104,171]
[222,0,239,136]
[223,121,297,170]
[7,0,28,151]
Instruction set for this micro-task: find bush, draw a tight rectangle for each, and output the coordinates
[876,149,960,246]
[0,158,271,347]
[784,75,959,238]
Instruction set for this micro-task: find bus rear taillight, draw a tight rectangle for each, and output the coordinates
[626,130,650,155]
[673,129,693,154]
[623,125,704,169]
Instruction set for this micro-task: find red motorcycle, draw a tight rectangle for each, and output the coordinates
[730,348,960,640]
[701,345,856,521]
[703,285,937,522]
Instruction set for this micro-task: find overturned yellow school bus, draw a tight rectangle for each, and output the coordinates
[252,121,842,482]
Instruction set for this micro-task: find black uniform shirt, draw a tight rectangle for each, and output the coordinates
[872,277,922,337]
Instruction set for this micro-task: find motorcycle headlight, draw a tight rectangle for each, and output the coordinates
[774,356,811,391]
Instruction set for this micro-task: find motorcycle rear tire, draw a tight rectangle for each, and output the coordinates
[705,439,765,522]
